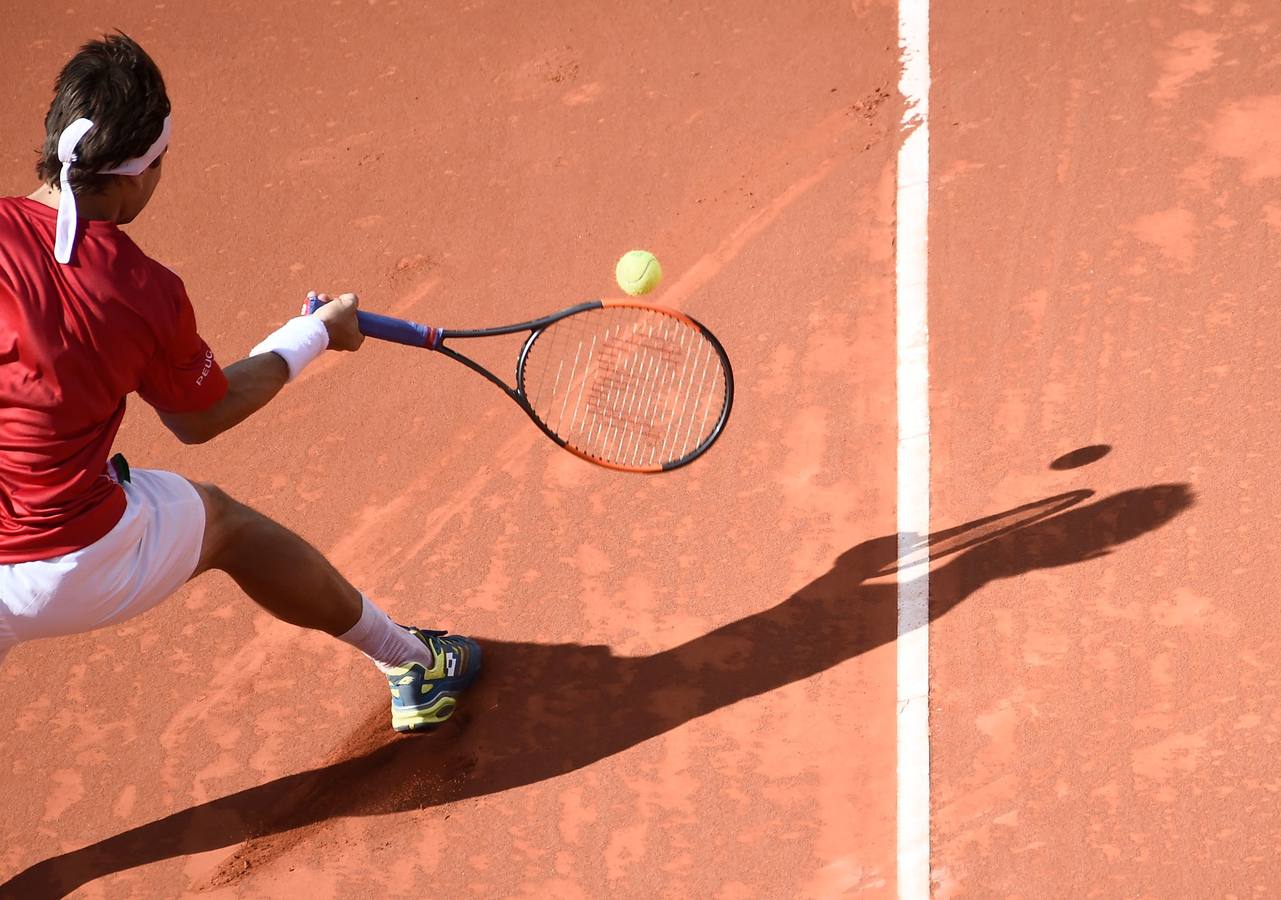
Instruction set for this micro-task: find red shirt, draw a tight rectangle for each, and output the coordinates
[0,197,228,563]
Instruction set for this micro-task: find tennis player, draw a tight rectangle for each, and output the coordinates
[0,33,480,733]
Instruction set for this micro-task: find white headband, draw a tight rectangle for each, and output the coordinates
[54,113,172,264]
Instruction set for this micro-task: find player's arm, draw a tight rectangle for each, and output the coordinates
[156,352,289,444]
[151,293,364,445]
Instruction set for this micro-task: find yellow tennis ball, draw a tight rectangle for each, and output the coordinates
[615,250,662,296]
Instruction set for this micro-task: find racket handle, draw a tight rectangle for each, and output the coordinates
[304,295,440,348]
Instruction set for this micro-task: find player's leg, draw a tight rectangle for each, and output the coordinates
[189,482,364,635]
[187,481,482,731]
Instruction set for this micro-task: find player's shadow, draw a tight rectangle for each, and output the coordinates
[2,482,1194,898]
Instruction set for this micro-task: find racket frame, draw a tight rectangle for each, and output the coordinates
[305,296,734,473]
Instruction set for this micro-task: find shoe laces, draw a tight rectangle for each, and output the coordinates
[417,628,461,662]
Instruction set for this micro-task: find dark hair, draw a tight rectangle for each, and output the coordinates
[35,33,170,194]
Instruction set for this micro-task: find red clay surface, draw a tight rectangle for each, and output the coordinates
[930,1,1276,896]
[4,0,1267,897]
[1,1,902,897]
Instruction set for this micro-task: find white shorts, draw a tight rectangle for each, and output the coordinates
[0,469,206,666]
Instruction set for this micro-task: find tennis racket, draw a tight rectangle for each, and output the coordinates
[306,296,734,473]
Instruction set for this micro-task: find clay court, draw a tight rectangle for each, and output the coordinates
[1,0,1275,896]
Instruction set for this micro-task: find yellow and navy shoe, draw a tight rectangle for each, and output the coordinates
[385,628,483,733]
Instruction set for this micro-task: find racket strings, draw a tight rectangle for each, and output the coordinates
[524,307,728,468]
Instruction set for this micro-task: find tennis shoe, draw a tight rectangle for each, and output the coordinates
[384,628,482,733]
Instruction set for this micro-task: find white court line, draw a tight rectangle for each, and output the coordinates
[896,0,931,898]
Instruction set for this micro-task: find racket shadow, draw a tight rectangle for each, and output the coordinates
[1,482,1194,898]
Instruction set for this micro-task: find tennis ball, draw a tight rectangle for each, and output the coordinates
[615,250,663,296]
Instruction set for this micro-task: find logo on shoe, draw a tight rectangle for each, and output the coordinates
[446,653,457,676]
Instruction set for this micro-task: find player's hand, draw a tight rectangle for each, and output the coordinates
[311,292,364,351]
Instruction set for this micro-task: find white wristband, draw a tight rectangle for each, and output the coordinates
[250,315,330,381]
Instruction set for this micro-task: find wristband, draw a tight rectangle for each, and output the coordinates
[249,315,330,381]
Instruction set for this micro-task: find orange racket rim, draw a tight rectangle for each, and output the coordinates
[517,301,734,472]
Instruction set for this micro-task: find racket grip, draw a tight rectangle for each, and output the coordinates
[304,295,439,348]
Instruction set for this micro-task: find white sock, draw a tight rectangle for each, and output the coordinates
[337,594,433,672]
